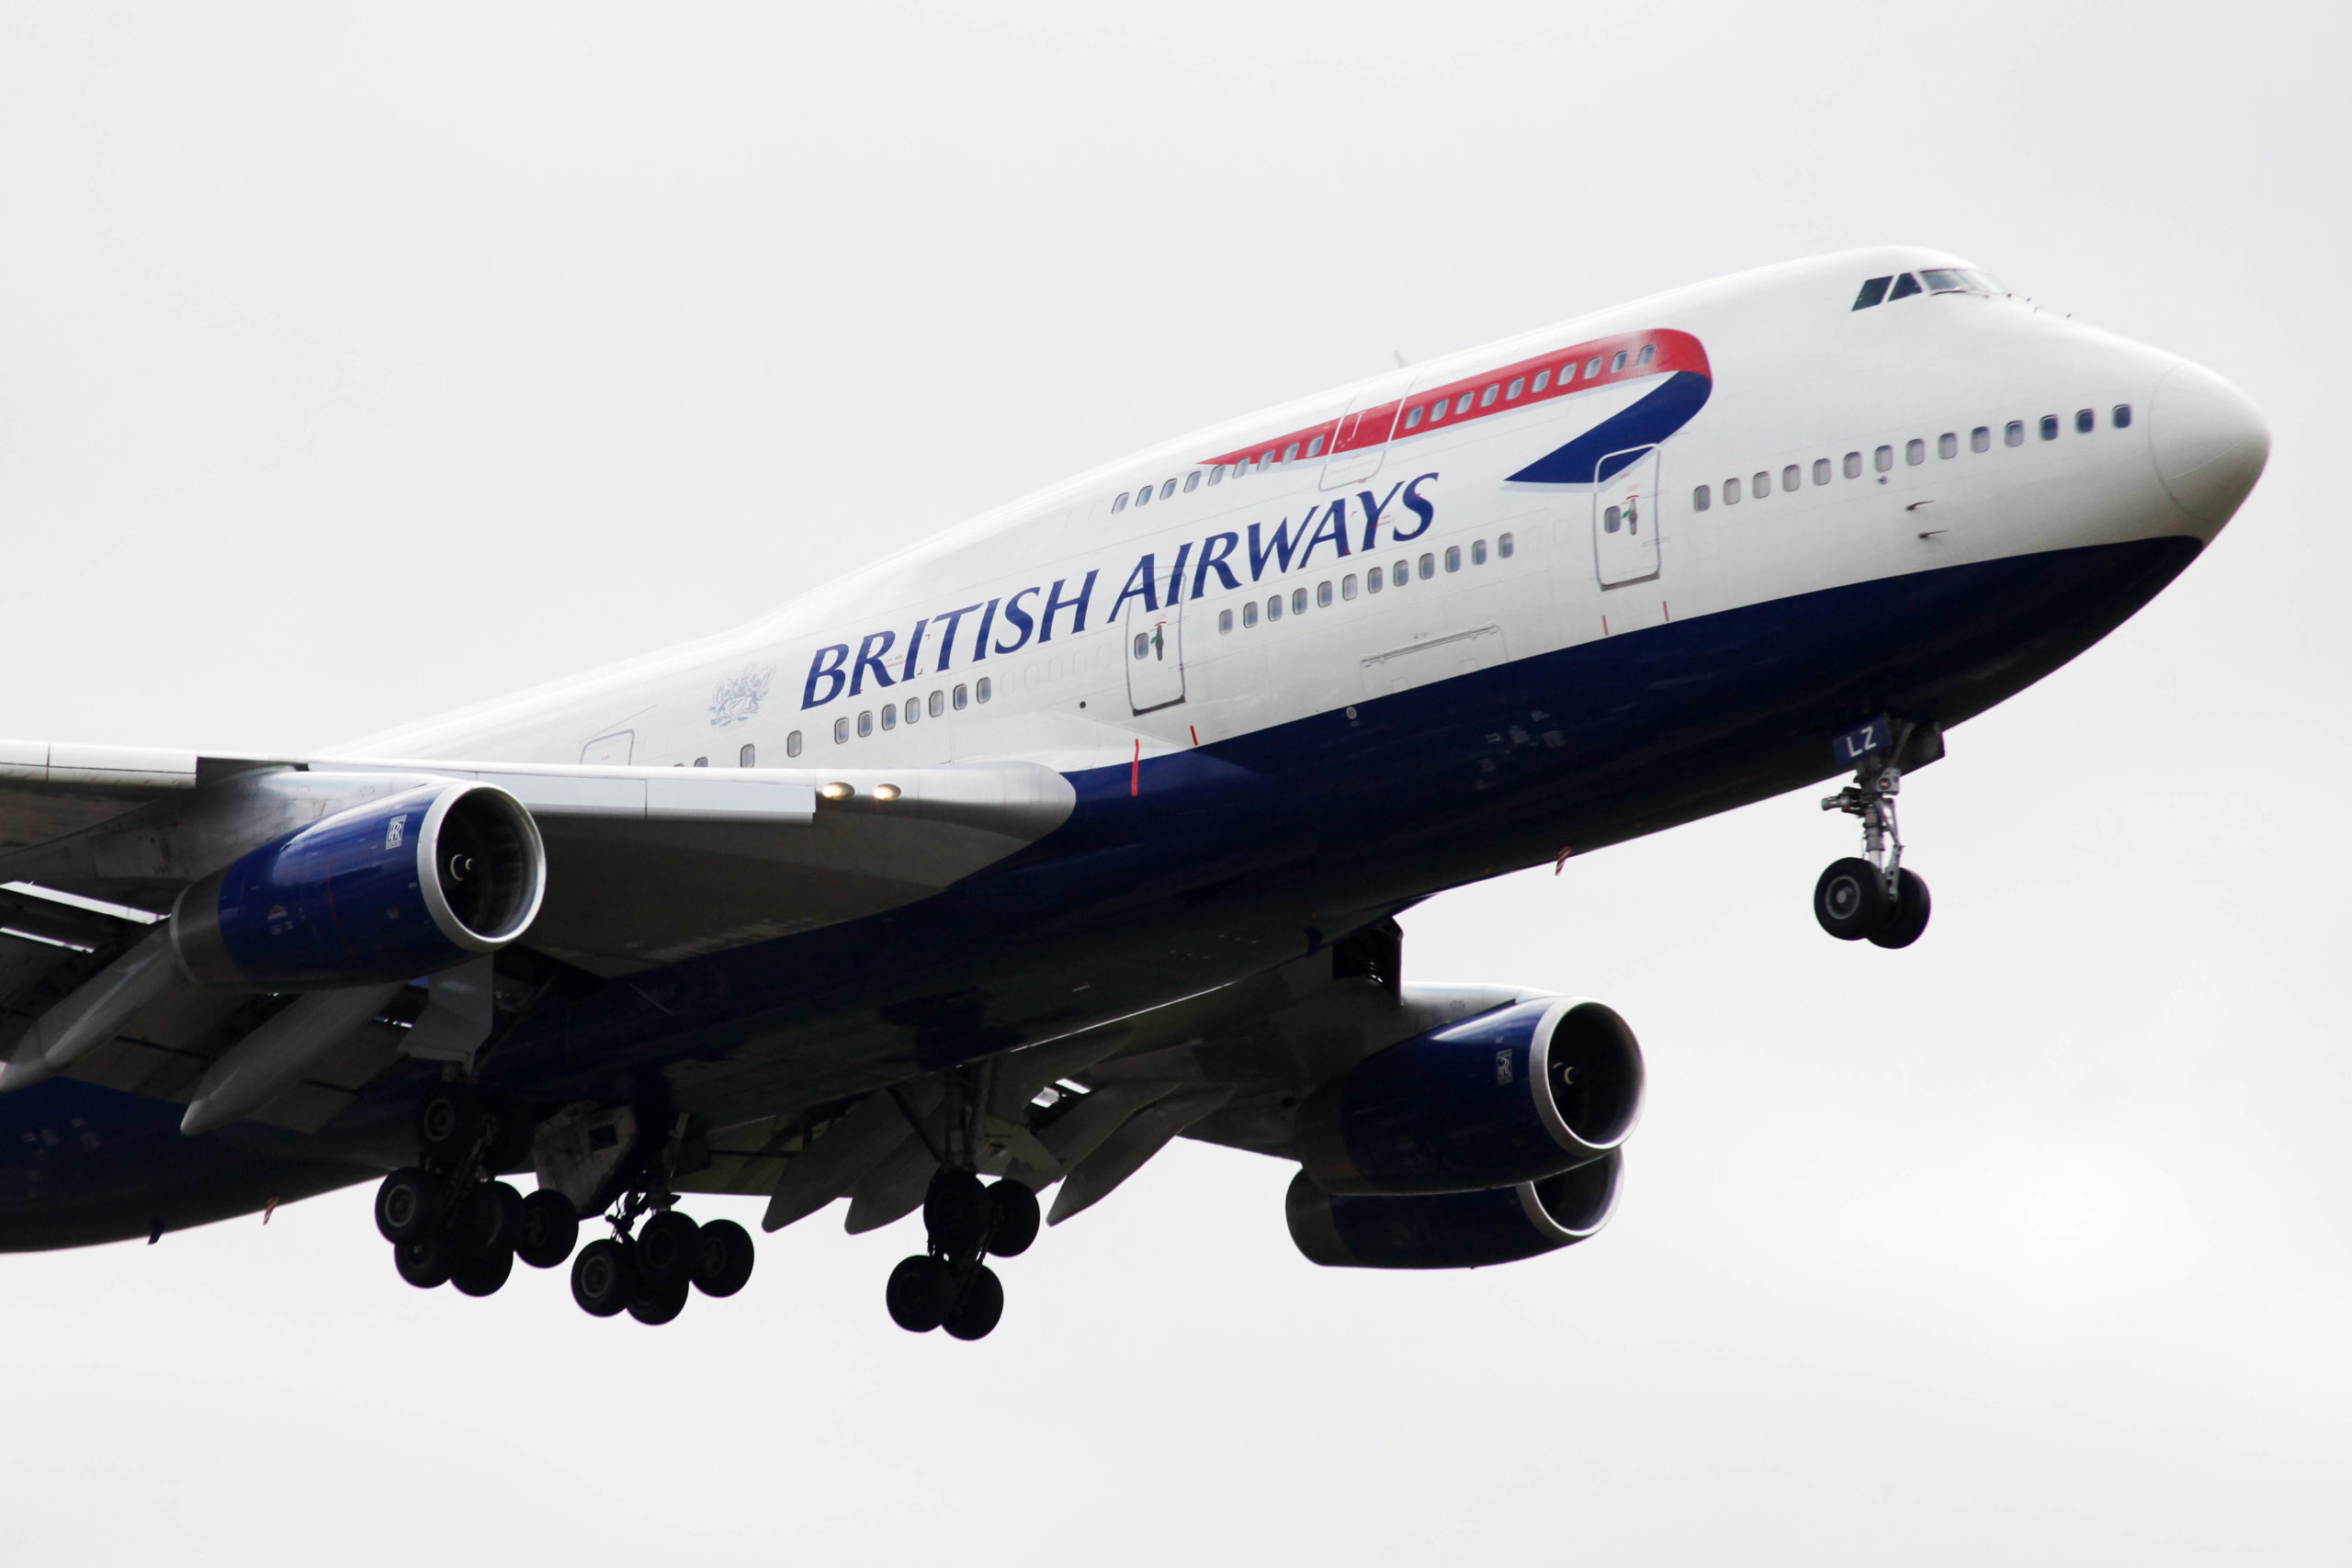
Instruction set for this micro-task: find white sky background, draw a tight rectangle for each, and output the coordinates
[0,2,2345,1561]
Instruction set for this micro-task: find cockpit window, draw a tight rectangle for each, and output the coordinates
[1852,276,1893,310]
[1887,272,1923,301]
[1921,267,2001,294]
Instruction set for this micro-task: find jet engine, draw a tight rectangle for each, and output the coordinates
[1284,1148,1623,1269]
[171,782,546,990]
[1296,997,1642,1194]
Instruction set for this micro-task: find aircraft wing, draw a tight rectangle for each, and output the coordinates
[0,742,1075,974]
[0,740,1075,1134]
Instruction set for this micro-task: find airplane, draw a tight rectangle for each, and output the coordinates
[0,246,2267,1338]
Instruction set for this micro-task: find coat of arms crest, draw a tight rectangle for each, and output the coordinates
[708,663,774,728]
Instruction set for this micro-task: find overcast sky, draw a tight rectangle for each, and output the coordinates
[0,3,2344,1562]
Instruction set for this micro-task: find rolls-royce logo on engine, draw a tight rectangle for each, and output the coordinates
[709,663,774,728]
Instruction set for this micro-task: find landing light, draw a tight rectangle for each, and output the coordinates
[819,783,853,801]
[873,784,901,802]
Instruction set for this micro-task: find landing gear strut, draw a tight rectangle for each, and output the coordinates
[1816,757,1931,949]
[885,1067,1039,1340]
[374,1084,555,1298]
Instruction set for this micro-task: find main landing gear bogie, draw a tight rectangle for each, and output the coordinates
[887,1168,1037,1342]
[565,1204,758,1326]
[1815,753,1933,950]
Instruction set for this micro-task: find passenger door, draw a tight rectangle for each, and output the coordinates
[1318,371,1411,491]
[1124,595,1185,714]
[1593,445,1662,588]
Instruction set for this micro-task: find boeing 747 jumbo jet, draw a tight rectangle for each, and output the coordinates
[0,248,2267,1337]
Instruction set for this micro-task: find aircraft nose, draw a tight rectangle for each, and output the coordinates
[2147,361,2269,530]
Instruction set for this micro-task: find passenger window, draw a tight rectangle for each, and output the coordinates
[1268,595,1283,621]
[1367,567,1385,593]
[1419,553,1435,579]
[1444,546,1461,571]
[1136,485,1150,507]
[2112,403,2132,429]
[786,731,803,758]
[1938,432,1958,458]
[1693,484,1712,512]
[904,697,920,725]
[1532,370,1550,392]
[1724,476,1741,503]
[928,691,944,717]
[1812,458,1831,485]
[858,711,874,737]
[1283,443,1300,463]
[1454,394,1473,414]
[1472,539,1487,564]
[1852,276,1893,310]
[1208,466,1226,485]
[1293,587,1307,614]
[1428,400,1445,423]
[1498,532,1515,558]
[1506,378,1524,400]
[1874,446,1894,472]
[740,743,756,767]
[1905,439,1925,466]
[881,705,897,731]
[2006,421,2025,446]
[1243,601,1259,627]
[953,683,968,710]
[1558,363,1577,385]
[1781,464,1800,492]
[976,676,991,703]
[1219,608,1234,633]
[1393,561,1408,587]
[1972,426,1991,453]
[834,717,850,744]
[2075,408,2095,434]
[1610,351,1628,372]
[1112,492,1129,513]
[2040,415,2059,441]
[1888,272,1922,300]
[1185,471,1203,491]
[1317,581,1333,606]
[1342,574,1359,600]
[1844,451,1862,479]
[1585,356,1602,377]
[1637,344,1656,367]
[1405,406,1425,429]
[1260,449,1277,468]
[1306,436,1325,457]
[1160,478,1177,499]
[1134,633,1150,659]
[1754,470,1771,497]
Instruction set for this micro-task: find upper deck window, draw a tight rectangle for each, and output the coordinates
[1111,492,1129,513]
[1610,351,1629,372]
[1637,344,1656,367]
[1405,406,1425,429]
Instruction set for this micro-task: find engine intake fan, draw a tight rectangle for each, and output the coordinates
[172,782,545,990]
[1297,997,1642,1194]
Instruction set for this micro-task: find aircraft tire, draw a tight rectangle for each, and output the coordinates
[515,1190,580,1269]
[691,1219,756,1298]
[394,1234,454,1290]
[886,1255,955,1333]
[627,1284,690,1325]
[984,1179,1040,1258]
[923,1169,989,1259]
[635,1210,702,1294]
[571,1238,636,1317]
[1868,869,1932,949]
[375,1168,443,1244]
[415,1087,481,1167]
[451,1244,514,1298]
[1814,858,1888,941]
[943,1265,1004,1342]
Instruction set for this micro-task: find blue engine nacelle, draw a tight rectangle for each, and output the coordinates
[171,782,546,990]
[1296,997,1643,1195]
[1285,1149,1623,1269]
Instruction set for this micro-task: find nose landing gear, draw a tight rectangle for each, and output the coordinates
[1815,717,1937,949]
